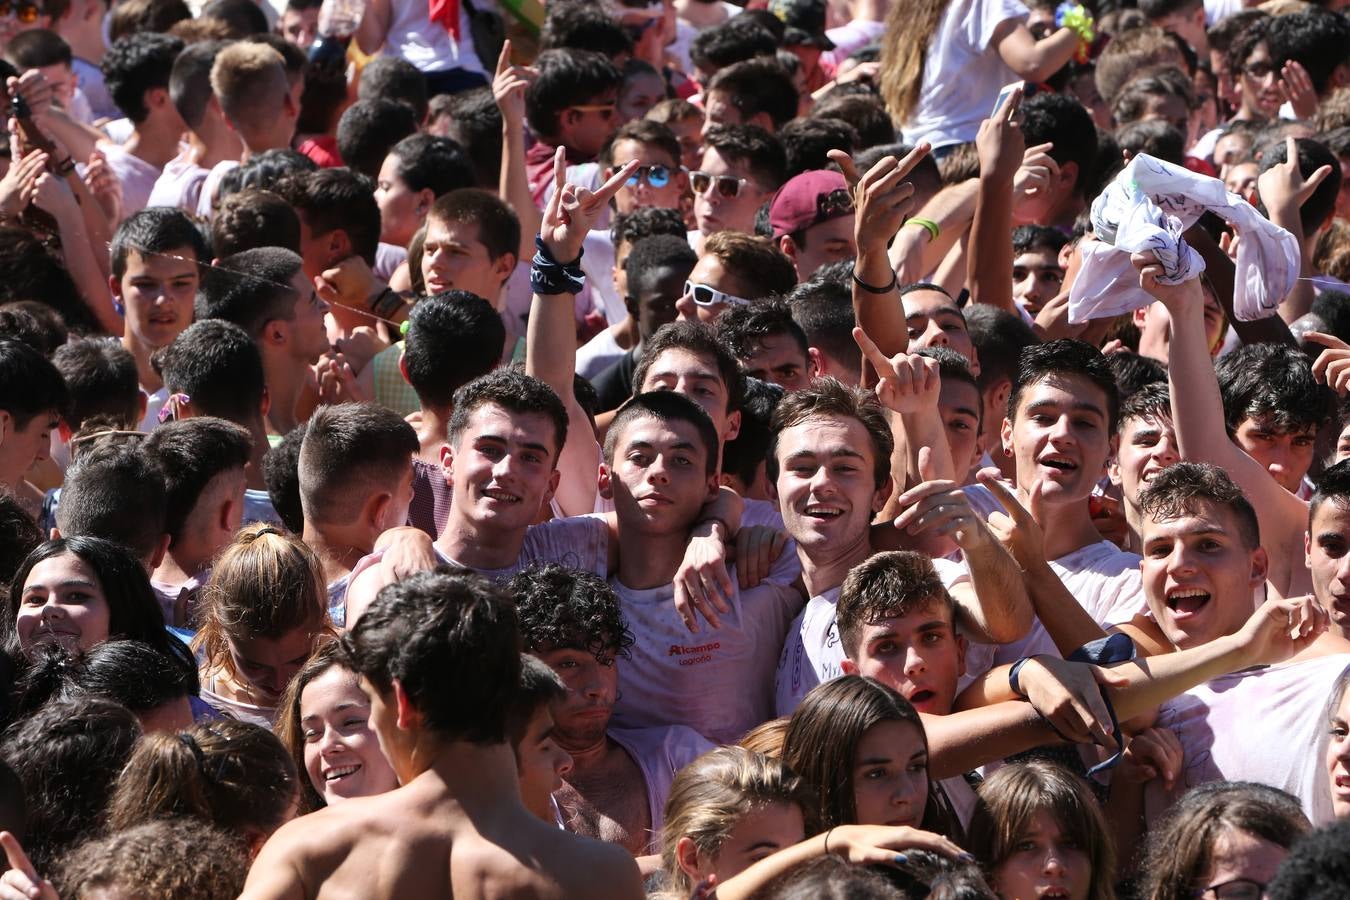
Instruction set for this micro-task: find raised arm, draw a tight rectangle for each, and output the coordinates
[830,147,927,367]
[1138,254,1309,555]
[966,87,1022,314]
[931,592,1325,777]
[991,19,1081,84]
[529,151,638,517]
[494,42,541,262]
[1256,136,1335,325]
[353,0,393,56]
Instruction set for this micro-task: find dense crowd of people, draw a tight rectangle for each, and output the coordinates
[0,0,1347,895]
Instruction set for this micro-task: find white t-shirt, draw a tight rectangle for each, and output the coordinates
[823,20,888,66]
[1145,654,1350,826]
[581,229,623,325]
[196,160,240,218]
[611,550,804,743]
[147,151,209,213]
[774,557,971,715]
[385,0,491,77]
[576,327,626,380]
[742,497,786,530]
[900,0,1029,149]
[349,513,610,585]
[99,144,163,217]
[607,725,714,853]
[960,484,1149,676]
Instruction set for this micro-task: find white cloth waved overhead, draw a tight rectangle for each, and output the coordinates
[1069,153,1300,324]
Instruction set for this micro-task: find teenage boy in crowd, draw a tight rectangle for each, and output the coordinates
[1148,237,1323,600]
[298,402,417,625]
[154,319,281,525]
[52,437,168,570]
[771,376,1032,715]
[107,208,206,430]
[1129,463,1350,825]
[148,40,242,212]
[957,340,1149,680]
[144,417,252,625]
[770,169,857,283]
[673,230,796,324]
[601,391,803,742]
[786,273,861,386]
[98,32,185,215]
[691,124,787,252]
[582,120,690,327]
[576,208,689,380]
[201,40,298,215]
[702,58,799,135]
[507,655,575,825]
[590,235,697,413]
[358,189,521,412]
[0,339,65,519]
[512,563,713,855]
[50,0,112,120]
[524,49,623,205]
[374,134,476,266]
[718,299,817,393]
[240,568,643,899]
[834,545,1335,827]
[196,247,330,436]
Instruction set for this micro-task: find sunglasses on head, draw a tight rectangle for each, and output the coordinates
[0,0,40,21]
[625,164,676,189]
[690,170,748,199]
[685,281,751,308]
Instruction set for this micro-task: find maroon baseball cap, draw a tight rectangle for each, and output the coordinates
[769,170,854,239]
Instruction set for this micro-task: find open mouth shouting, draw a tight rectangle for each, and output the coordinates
[1165,586,1211,620]
[905,687,940,714]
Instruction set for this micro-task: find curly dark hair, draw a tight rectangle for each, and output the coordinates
[508,562,634,662]
[55,818,249,900]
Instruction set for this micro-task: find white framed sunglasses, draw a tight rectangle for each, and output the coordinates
[685,280,752,308]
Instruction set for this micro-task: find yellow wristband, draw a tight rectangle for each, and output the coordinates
[906,217,940,241]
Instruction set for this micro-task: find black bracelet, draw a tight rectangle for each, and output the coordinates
[852,268,898,294]
[531,235,586,295]
[368,287,404,319]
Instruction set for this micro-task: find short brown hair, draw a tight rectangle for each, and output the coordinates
[767,377,894,490]
[836,551,952,659]
[1094,25,1186,104]
[702,231,796,300]
[1137,461,1260,550]
[210,41,288,132]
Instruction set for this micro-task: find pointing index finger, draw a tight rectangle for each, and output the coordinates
[496,39,511,77]
[1,832,36,881]
[852,325,895,375]
[595,159,640,205]
[1304,331,1350,351]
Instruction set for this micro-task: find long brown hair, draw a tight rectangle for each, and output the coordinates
[192,523,333,681]
[1139,781,1310,900]
[660,746,817,896]
[274,641,351,814]
[966,761,1116,900]
[879,0,954,125]
[107,719,298,842]
[781,676,959,838]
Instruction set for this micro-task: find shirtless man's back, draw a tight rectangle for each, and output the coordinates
[240,568,642,900]
[241,751,641,900]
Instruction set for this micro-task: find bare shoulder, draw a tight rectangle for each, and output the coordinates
[451,822,643,900]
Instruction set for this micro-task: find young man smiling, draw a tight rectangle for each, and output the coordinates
[601,391,803,742]
[108,208,207,430]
